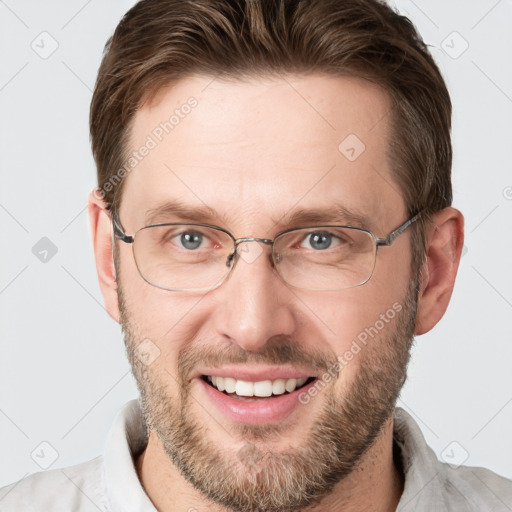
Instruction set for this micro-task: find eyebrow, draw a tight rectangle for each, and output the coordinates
[145,200,375,232]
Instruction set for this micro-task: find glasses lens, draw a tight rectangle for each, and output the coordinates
[274,227,376,290]
[133,224,234,291]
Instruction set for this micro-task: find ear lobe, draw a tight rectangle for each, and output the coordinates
[414,207,464,335]
[87,191,121,323]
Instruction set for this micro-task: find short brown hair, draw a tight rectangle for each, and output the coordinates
[90,0,452,275]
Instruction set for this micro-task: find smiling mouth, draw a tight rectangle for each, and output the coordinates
[201,375,316,400]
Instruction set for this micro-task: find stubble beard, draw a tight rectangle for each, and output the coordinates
[119,276,418,512]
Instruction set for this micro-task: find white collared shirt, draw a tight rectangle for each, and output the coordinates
[1,399,511,511]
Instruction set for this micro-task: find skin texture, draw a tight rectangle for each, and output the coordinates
[88,73,464,512]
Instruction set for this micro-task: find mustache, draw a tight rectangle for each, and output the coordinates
[177,336,339,382]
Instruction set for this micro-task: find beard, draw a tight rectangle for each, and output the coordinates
[119,275,418,512]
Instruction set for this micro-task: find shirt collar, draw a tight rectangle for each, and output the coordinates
[394,407,445,510]
[104,399,155,512]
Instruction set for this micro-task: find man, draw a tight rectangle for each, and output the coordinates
[1,0,511,511]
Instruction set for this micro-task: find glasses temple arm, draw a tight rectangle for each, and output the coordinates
[110,211,134,244]
[375,211,423,247]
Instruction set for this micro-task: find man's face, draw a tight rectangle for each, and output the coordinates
[116,74,418,512]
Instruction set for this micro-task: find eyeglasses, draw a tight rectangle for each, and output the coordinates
[111,211,422,292]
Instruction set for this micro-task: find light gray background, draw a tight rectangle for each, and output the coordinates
[1,0,511,489]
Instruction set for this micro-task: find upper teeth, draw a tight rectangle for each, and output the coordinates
[207,376,308,397]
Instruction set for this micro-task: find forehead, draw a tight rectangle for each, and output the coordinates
[121,73,405,235]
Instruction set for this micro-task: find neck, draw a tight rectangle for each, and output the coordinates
[136,416,404,512]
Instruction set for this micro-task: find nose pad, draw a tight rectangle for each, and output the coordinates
[226,250,237,268]
[221,241,280,289]
[222,239,279,288]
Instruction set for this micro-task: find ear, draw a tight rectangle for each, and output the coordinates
[87,191,121,323]
[414,207,464,335]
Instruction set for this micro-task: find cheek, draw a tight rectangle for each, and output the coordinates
[301,286,394,348]
[301,277,409,379]
[118,247,208,368]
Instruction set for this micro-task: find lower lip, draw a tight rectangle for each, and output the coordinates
[198,378,316,425]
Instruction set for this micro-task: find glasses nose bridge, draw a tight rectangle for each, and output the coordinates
[233,236,276,262]
[225,236,278,272]
[234,236,274,247]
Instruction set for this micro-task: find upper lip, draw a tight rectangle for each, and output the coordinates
[194,366,318,382]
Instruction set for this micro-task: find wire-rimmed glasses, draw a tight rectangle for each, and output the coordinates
[111,211,422,292]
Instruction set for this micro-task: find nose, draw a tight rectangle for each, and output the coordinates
[210,240,296,352]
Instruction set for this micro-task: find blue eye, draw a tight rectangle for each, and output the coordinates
[299,230,347,251]
[176,231,204,250]
[306,232,332,250]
